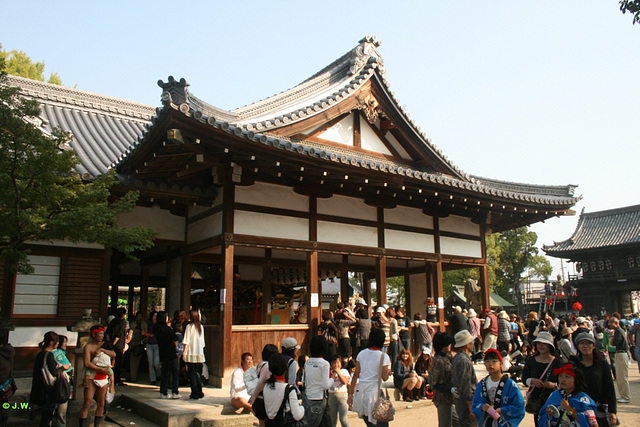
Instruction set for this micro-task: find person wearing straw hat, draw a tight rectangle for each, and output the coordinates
[451,330,477,426]
[522,331,563,427]
[557,327,575,362]
[496,311,511,353]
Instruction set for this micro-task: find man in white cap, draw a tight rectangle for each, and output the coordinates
[281,337,300,386]
[451,330,477,426]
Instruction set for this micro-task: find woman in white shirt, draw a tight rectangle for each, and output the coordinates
[348,328,391,427]
[183,309,206,399]
[263,353,305,424]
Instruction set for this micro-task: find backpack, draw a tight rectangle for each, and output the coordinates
[52,367,71,404]
[265,384,305,427]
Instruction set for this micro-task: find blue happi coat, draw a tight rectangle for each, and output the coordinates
[538,390,597,427]
[472,376,525,427]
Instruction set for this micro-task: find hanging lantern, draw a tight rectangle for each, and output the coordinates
[573,302,582,312]
[545,298,553,306]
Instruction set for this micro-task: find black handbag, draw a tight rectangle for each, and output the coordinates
[525,357,555,414]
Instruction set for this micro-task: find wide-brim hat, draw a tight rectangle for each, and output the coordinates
[468,309,477,318]
[454,330,475,348]
[533,331,555,348]
[498,311,509,320]
[561,327,573,338]
[576,317,587,325]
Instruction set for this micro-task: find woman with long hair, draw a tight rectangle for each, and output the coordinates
[262,353,305,424]
[348,328,392,427]
[144,311,161,385]
[414,348,432,399]
[29,331,59,426]
[525,312,538,344]
[183,309,205,399]
[386,308,399,369]
[393,347,423,402]
[571,332,617,426]
[156,311,180,399]
[522,331,563,427]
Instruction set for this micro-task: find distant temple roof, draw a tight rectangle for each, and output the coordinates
[543,204,640,257]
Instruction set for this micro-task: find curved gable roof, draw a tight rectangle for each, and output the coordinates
[544,204,640,256]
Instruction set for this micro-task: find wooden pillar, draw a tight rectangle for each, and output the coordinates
[127,284,135,318]
[479,265,490,312]
[221,243,234,378]
[180,256,192,311]
[434,261,445,331]
[262,249,272,324]
[363,274,373,317]
[376,257,387,305]
[307,251,321,334]
[404,274,411,312]
[340,255,349,305]
[140,266,149,317]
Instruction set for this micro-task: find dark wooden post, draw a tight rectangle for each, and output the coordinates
[221,243,234,378]
[140,266,149,317]
[262,249,272,324]
[479,265,490,312]
[181,256,192,312]
[376,257,387,305]
[434,261,445,331]
[307,251,321,334]
[340,255,349,304]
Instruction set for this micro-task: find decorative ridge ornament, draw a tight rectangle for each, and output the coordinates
[349,35,384,78]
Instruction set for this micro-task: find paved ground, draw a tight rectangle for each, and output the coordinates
[8,361,640,426]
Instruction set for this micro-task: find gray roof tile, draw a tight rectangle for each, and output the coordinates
[544,205,640,254]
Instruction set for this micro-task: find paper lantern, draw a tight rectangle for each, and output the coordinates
[573,302,582,311]
[545,298,553,306]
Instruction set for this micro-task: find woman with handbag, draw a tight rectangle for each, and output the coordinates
[347,328,392,427]
[29,331,60,427]
[571,332,617,426]
[522,331,563,427]
[263,353,305,426]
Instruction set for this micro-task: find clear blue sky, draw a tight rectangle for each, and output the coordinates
[3,1,639,278]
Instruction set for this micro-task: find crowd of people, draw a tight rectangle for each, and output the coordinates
[15,300,640,427]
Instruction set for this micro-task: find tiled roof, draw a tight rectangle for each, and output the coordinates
[448,286,515,307]
[543,205,640,255]
[6,75,155,177]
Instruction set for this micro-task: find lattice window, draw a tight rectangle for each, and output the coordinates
[13,255,60,315]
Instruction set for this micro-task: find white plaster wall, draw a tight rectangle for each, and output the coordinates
[235,210,308,241]
[235,182,309,212]
[439,215,481,236]
[385,131,412,160]
[408,273,428,318]
[317,114,354,145]
[317,221,378,247]
[385,229,435,253]
[440,237,483,258]
[360,121,392,155]
[10,327,79,348]
[317,195,377,221]
[118,205,185,242]
[384,205,434,228]
[187,212,222,244]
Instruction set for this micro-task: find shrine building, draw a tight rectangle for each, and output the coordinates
[2,36,580,380]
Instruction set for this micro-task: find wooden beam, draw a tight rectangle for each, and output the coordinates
[434,261,445,331]
[307,251,321,334]
[341,255,349,305]
[354,110,361,148]
[376,257,387,305]
[479,265,490,311]
[262,249,272,324]
[141,266,149,317]
[221,244,234,378]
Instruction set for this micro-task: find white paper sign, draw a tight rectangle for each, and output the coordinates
[310,293,319,308]
[438,297,444,309]
[220,289,227,304]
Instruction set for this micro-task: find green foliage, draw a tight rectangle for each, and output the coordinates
[386,276,405,308]
[0,71,156,274]
[0,44,62,85]
[620,0,640,24]
[442,268,478,297]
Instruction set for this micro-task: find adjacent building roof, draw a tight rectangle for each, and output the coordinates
[446,285,515,308]
[543,204,640,257]
[5,74,155,177]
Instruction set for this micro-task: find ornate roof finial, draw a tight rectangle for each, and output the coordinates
[158,76,190,106]
[350,35,384,77]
